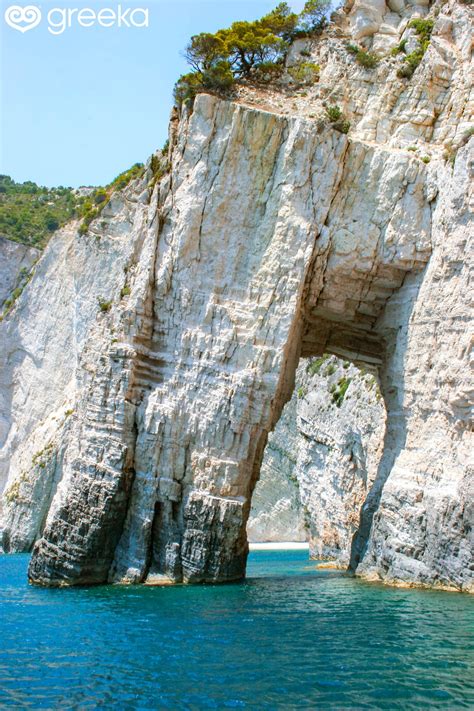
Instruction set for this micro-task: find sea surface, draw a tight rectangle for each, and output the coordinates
[0,550,473,709]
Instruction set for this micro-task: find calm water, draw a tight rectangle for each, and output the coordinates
[0,551,473,709]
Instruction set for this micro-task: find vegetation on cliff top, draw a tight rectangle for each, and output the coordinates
[0,175,78,248]
[0,163,144,248]
[174,0,331,106]
[77,163,144,235]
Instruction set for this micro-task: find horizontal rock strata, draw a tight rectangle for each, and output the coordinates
[0,0,472,592]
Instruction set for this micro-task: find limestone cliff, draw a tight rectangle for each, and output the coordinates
[248,356,385,569]
[0,181,152,551]
[0,0,472,592]
[246,371,307,544]
[0,237,39,311]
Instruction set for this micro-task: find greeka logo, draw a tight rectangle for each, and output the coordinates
[4,4,149,34]
[4,5,41,32]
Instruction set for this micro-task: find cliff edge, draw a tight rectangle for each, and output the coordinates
[1,0,472,592]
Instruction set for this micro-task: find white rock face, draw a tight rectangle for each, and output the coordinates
[0,237,39,310]
[355,140,474,591]
[1,0,472,592]
[297,359,385,566]
[239,0,472,152]
[248,357,385,567]
[350,0,387,42]
[0,180,151,551]
[247,376,306,544]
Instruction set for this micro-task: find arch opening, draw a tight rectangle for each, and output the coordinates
[247,352,387,570]
[245,252,424,575]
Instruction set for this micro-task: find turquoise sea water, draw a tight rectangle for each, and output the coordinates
[0,551,473,709]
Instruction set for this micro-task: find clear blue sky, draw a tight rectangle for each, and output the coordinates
[1,0,305,187]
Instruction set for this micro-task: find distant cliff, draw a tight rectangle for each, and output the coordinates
[248,356,385,570]
[1,0,472,592]
[0,237,39,312]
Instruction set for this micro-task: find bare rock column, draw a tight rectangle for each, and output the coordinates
[29,98,348,585]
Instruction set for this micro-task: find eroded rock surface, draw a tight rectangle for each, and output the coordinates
[1,0,472,592]
[0,183,152,552]
[246,370,306,544]
[0,237,39,310]
[248,357,385,568]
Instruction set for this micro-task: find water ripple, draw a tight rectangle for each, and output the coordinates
[0,551,473,709]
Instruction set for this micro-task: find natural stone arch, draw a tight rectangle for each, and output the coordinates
[26,95,471,592]
[242,260,424,575]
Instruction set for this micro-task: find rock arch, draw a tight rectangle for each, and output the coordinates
[26,95,471,592]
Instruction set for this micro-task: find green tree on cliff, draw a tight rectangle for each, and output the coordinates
[299,0,332,32]
[174,0,332,107]
[260,2,299,41]
[184,33,227,72]
[216,21,284,77]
